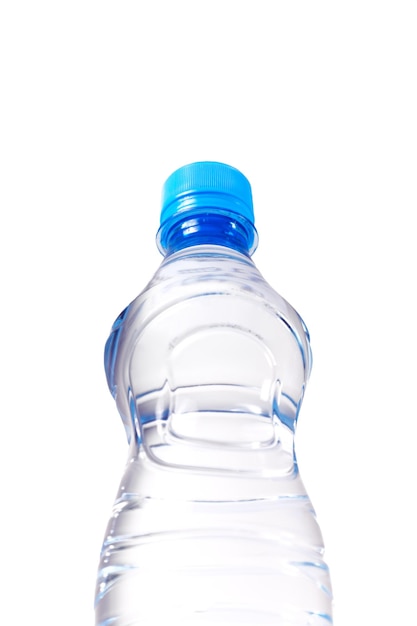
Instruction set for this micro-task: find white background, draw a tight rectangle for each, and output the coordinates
[1,2,416,625]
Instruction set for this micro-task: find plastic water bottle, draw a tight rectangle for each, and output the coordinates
[95,162,333,626]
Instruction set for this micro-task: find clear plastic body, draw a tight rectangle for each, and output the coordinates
[95,242,332,625]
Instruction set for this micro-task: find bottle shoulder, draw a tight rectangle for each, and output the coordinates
[128,246,305,331]
[106,245,312,388]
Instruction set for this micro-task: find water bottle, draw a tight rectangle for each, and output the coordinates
[95,162,333,626]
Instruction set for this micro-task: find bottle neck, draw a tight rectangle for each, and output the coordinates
[156,212,258,257]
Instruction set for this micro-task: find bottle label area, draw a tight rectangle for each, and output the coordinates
[130,314,303,474]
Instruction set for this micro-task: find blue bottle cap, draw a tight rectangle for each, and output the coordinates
[160,161,255,227]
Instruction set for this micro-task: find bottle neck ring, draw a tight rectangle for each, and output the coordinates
[156,211,258,257]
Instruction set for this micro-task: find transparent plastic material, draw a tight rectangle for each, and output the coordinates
[95,164,332,626]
